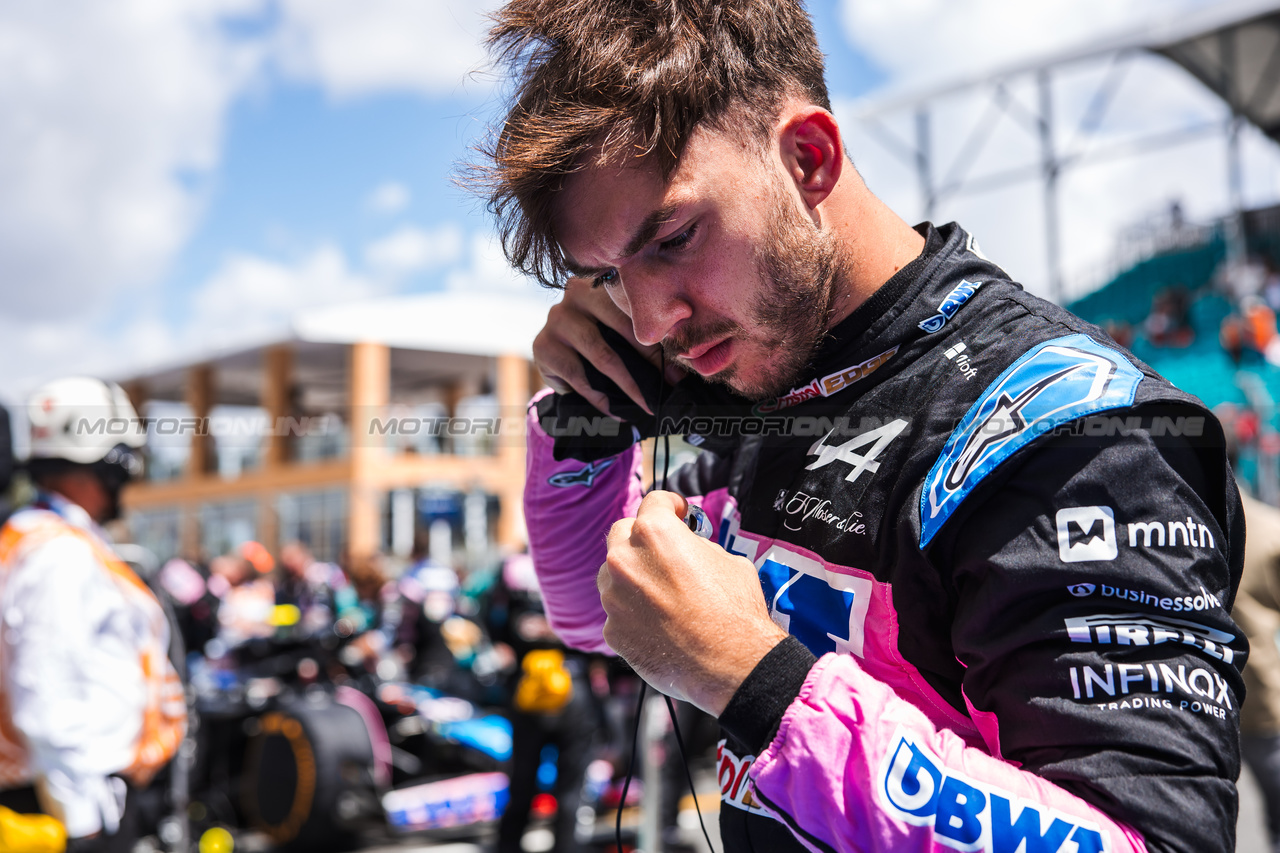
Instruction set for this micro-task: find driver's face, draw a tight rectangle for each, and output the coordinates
[553,126,841,400]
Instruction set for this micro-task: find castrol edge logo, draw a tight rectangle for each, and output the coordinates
[752,346,898,415]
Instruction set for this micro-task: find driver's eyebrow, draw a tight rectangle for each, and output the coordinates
[560,203,681,278]
[621,204,680,259]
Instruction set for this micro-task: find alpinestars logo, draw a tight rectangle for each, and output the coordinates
[547,458,615,488]
[1056,507,1117,562]
[806,419,909,484]
[920,334,1143,548]
[945,365,1082,492]
[919,279,985,334]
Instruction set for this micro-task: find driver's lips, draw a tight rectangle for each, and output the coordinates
[684,337,735,376]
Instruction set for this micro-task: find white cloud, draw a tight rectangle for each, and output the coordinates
[364,224,464,278]
[366,181,412,215]
[0,0,263,321]
[445,232,540,294]
[0,310,184,406]
[191,245,383,344]
[270,0,496,99]
[0,0,494,331]
[0,0,507,400]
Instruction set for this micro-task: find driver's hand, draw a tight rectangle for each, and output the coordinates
[533,276,676,417]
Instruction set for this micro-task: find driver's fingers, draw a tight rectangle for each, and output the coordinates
[567,278,669,385]
[535,312,653,416]
[534,328,615,417]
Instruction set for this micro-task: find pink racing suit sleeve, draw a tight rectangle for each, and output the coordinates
[523,391,643,653]
[748,650,1148,853]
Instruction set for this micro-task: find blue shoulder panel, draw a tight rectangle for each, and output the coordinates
[919,333,1142,547]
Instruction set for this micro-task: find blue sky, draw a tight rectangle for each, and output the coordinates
[2,0,1275,403]
[173,0,887,316]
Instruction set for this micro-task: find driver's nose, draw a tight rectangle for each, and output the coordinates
[621,269,692,347]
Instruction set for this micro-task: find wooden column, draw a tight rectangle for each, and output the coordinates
[261,344,293,469]
[259,345,293,555]
[495,353,530,549]
[183,364,213,558]
[348,342,390,561]
[185,364,213,478]
[180,509,202,562]
[528,362,545,397]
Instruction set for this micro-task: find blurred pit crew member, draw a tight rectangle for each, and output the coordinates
[382,534,464,688]
[0,378,185,851]
[1234,492,1280,852]
[490,553,603,853]
[336,553,402,678]
[207,549,275,649]
[481,1,1248,850]
[274,540,341,636]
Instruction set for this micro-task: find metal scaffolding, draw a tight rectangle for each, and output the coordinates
[852,0,1280,304]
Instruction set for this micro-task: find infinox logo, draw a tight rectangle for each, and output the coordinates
[752,346,898,415]
[879,727,1109,852]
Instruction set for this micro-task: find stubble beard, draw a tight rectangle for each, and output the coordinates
[662,179,843,400]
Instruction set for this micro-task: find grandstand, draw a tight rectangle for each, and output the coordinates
[853,0,1280,505]
[1064,205,1280,502]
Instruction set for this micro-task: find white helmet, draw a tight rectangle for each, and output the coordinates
[27,377,145,465]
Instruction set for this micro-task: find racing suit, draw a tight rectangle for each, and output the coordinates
[523,223,1246,853]
[0,492,185,840]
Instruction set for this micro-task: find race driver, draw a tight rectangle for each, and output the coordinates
[477,1,1247,851]
[0,377,185,852]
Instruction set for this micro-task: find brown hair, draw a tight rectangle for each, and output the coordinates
[474,0,832,288]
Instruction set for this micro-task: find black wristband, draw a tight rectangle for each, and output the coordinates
[718,635,817,755]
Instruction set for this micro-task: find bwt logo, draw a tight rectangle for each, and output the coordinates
[879,729,1109,852]
[1055,507,1117,563]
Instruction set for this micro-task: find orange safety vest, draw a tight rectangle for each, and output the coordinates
[0,512,186,788]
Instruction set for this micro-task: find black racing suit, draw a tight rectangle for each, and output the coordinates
[525,222,1246,852]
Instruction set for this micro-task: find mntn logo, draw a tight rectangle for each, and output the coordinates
[879,730,1108,852]
[1056,506,1117,563]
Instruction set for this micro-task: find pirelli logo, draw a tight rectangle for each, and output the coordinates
[1064,612,1238,664]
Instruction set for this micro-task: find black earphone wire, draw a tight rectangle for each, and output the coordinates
[614,350,717,853]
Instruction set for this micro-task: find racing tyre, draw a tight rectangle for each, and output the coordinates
[241,696,379,851]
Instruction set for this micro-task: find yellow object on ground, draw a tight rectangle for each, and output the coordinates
[514,649,574,713]
[199,826,235,853]
[0,806,65,853]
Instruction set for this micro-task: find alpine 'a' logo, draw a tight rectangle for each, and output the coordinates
[547,458,615,488]
[806,419,909,484]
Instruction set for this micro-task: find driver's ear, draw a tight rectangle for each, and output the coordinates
[780,108,843,212]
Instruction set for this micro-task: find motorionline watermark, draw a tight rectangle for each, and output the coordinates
[66,409,1219,447]
[67,412,520,450]
[74,415,343,439]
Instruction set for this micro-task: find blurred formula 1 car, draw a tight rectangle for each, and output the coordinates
[182,610,515,851]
